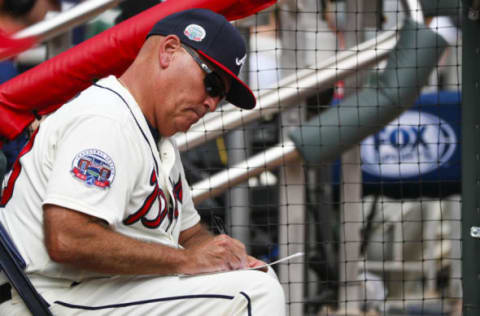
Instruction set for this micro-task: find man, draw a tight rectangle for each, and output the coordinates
[0,8,285,315]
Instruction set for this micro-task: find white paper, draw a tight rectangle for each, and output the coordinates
[178,252,304,277]
[248,252,304,271]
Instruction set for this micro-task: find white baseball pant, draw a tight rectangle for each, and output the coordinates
[0,268,285,315]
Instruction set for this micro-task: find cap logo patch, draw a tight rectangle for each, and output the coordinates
[235,54,247,66]
[71,149,115,189]
[184,24,206,42]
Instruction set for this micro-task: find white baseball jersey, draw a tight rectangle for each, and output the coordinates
[0,75,200,284]
[0,76,286,316]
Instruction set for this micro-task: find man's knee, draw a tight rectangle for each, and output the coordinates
[237,270,285,315]
[246,270,285,304]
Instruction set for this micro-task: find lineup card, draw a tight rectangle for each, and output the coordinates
[179,252,304,277]
[248,252,304,271]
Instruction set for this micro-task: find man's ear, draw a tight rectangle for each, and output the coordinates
[158,34,182,68]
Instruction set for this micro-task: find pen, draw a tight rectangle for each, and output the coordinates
[212,215,226,235]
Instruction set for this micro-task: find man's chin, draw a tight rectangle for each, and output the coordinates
[175,121,196,134]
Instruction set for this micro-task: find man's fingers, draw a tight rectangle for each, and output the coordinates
[227,237,248,269]
[247,256,268,272]
[214,235,248,270]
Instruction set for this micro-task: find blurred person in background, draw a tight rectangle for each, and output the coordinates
[0,0,60,33]
[0,0,61,174]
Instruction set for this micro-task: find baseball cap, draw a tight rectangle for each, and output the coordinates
[147,8,256,110]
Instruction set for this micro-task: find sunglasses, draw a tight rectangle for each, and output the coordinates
[182,45,226,99]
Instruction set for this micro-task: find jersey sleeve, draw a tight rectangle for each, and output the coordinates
[43,115,142,225]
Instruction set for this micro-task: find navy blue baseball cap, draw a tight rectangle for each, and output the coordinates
[147,8,256,109]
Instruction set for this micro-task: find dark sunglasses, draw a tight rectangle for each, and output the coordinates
[182,45,226,99]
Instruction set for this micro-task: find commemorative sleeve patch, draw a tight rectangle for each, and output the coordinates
[71,149,115,189]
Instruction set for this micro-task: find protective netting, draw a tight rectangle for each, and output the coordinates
[182,1,463,315]
[0,0,465,315]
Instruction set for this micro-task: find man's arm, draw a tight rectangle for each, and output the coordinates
[179,222,213,248]
[43,204,251,276]
[44,204,190,275]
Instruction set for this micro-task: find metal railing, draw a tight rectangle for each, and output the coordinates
[186,0,425,203]
[14,0,121,43]
[174,29,397,152]
[188,30,398,202]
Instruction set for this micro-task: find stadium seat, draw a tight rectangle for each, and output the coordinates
[0,150,52,315]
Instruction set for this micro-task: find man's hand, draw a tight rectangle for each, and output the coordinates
[179,224,271,275]
[247,255,268,272]
[181,233,249,275]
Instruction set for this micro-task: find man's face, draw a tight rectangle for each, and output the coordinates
[155,46,231,137]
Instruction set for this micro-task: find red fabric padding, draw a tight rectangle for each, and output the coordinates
[0,0,276,143]
[0,31,36,62]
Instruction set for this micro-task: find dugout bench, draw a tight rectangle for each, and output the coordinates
[0,150,52,315]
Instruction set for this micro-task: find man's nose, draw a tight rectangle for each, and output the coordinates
[204,95,220,113]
